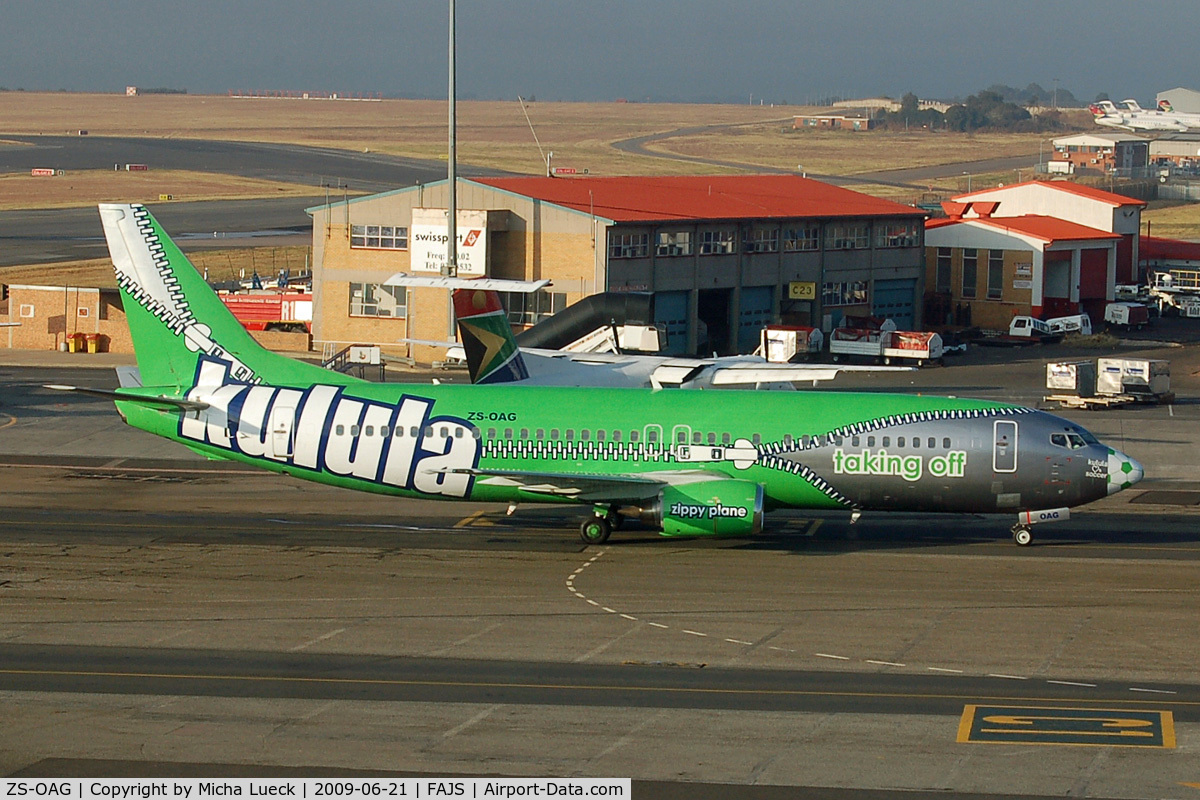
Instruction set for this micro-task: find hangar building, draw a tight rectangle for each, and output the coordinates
[308,175,926,363]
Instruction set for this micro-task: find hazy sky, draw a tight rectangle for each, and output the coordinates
[3,1,1197,104]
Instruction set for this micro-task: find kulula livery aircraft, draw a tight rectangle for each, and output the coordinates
[53,204,1144,546]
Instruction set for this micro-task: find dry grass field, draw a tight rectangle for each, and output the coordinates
[1144,202,1200,240]
[0,246,310,289]
[0,169,321,210]
[2,92,1057,178]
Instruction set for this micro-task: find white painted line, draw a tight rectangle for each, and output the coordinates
[725,639,753,645]
[601,607,616,613]
[1047,680,1096,688]
[928,667,964,673]
[867,660,905,667]
[988,674,1028,680]
[572,569,583,575]
[1129,687,1176,694]
[1169,405,1174,418]
[648,622,669,629]
[682,629,707,637]
[586,599,599,606]
[620,614,637,621]
[814,653,850,660]
[768,646,794,652]
[288,627,346,652]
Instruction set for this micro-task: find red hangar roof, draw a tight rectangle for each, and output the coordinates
[927,215,1122,244]
[952,180,1146,208]
[472,175,922,223]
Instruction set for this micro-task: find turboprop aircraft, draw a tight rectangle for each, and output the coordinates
[51,204,1144,546]
[390,274,915,390]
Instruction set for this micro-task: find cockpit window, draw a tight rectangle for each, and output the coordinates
[1071,427,1100,445]
[1052,432,1087,449]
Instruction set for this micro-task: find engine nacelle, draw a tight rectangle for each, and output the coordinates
[638,480,765,537]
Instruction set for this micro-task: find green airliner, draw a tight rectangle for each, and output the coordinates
[54,204,1143,546]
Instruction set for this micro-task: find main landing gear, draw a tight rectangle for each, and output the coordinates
[1011,523,1034,547]
[579,506,624,545]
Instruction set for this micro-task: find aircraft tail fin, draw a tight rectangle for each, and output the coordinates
[99,203,347,389]
[1159,100,1175,112]
[451,287,529,384]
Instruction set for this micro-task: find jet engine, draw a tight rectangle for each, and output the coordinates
[633,479,765,537]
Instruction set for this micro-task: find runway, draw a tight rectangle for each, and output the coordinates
[4,363,1200,795]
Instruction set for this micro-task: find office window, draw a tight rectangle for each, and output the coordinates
[743,227,779,253]
[700,230,736,254]
[497,290,568,325]
[828,222,869,249]
[783,225,820,251]
[987,250,1004,300]
[349,283,406,318]
[962,248,978,299]
[656,231,693,257]
[875,220,919,248]
[936,248,952,293]
[608,232,649,259]
[822,280,868,307]
[350,225,408,249]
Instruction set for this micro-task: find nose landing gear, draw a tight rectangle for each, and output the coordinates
[1011,523,1033,546]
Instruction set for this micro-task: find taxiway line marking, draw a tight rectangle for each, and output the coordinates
[1047,680,1096,688]
[867,660,906,667]
[2,668,1195,706]
[648,623,669,629]
[929,667,965,674]
[1130,688,1177,695]
[0,415,17,430]
[453,511,486,528]
[288,627,346,652]
[989,674,1029,680]
[815,653,850,661]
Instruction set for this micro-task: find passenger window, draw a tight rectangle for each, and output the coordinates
[868,436,876,447]
[566,429,574,440]
[580,429,590,441]
[471,427,481,439]
[365,426,374,437]
[928,437,935,448]
[631,430,641,443]
[882,436,890,447]
[784,434,794,447]
[943,437,951,449]
[488,427,497,438]
[722,433,731,445]
[440,427,450,438]
[504,428,514,439]
[834,435,844,446]
[693,432,702,445]
[520,428,530,439]
[424,426,435,438]
[550,428,559,439]
[912,437,919,449]
[752,433,761,445]
[677,431,687,444]
[597,429,606,442]
[612,430,621,442]
[852,436,860,447]
[898,437,905,448]
[351,425,361,437]
[536,429,545,440]
[706,432,715,445]
[335,425,345,436]
[410,426,420,438]
[454,427,464,439]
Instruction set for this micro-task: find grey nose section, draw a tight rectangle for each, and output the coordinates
[1107,449,1144,495]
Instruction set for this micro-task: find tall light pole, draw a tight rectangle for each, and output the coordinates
[445,0,458,277]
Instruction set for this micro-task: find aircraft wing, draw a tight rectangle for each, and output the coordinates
[707,363,915,386]
[430,467,725,501]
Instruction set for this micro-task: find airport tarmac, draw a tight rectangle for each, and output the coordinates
[2,354,1200,797]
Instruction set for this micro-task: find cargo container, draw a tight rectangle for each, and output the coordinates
[760,325,823,362]
[1097,358,1170,397]
[1046,361,1096,398]
[219,291,312,332]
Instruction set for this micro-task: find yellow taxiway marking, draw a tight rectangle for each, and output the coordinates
[1179,783,1200,789]
[453,510,488,528]
[1,667,1196,709]
[0,414,16,430]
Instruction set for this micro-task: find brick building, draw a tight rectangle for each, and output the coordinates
[924,202,1119,330]
[1049,133,1149,175]
[0,285,132,353]
[308,175,926,362]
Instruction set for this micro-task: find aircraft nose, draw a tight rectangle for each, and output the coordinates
[1107,448,1144,495]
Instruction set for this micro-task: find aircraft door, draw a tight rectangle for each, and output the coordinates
[671,424,693,457]
[992,420,1018,473]
[269,404,296,459]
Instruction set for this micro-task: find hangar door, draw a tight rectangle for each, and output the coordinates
[654,290,690,355]
[737,287,773,354]
[872,279,916,329]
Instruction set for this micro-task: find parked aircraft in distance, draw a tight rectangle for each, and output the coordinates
[51,204,1144,546]
[1090,101,1190,132]
[387,275,915,390]
[1156,100,1200,128]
